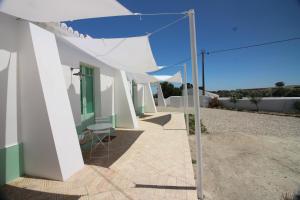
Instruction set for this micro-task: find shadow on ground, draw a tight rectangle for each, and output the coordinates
[138,114,153,118]
[142,114,171,126]
[86,129,144,168]
[0,185,82,200]
[135,184,196,190]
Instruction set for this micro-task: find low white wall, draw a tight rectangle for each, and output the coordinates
[165,95,211,108]
[219,97,300,113]
[0,13,20,148]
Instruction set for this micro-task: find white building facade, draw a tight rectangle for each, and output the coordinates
[0,12,157,186]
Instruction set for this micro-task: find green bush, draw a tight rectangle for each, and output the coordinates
[188,114,208,135]
[294,101,300,112]
[249,92,262,111]
[230,93,242,109]
[208,97,220,108]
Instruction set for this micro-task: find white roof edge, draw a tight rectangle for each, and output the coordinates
[0,0,132,22]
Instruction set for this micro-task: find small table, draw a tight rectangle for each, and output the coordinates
[87,123,113,159]
[87,123,112,131]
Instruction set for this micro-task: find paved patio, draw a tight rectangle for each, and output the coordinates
[1,112,197,200]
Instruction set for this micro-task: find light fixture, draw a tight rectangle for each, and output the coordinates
[71,68,85,79]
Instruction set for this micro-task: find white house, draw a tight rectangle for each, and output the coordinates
[0,1,158,186]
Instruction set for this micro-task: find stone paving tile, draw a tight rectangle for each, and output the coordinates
[1,112,196,200]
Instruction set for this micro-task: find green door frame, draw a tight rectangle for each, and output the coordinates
[79,64,95,131]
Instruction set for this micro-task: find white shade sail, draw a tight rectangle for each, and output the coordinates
[153,71,183,83]
[60,35,159,73]
[0,0,132,22]
[127,72,158,84]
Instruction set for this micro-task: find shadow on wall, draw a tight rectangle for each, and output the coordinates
[0,53,9,186]
[86,130,144,168]
[101,82,114,115]
[142,114,171,126]
[68,83,80,121]
[0,185,82,200]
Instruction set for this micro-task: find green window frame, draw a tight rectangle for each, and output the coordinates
[80,64,95,121]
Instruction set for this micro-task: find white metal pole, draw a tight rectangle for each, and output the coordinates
[184,63,189,135]
[188,9,204,200]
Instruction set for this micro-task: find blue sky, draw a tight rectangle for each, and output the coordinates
[66,0,300,91]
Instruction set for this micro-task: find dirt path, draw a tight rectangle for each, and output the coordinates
[189,108,300,200]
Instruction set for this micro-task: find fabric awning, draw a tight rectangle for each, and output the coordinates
[0,0,131,22]
[127,72,158,84]
[60,35,159,73]
[153,71,183,83]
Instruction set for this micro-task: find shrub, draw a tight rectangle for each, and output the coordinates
[286,88,300,97]
[208,97,220,108]
[295,101,300,112]
[249,92,262,111]
[281,190,300,200]
[272,87,288,97]
[230,93,242,109]
[188,114,208,135]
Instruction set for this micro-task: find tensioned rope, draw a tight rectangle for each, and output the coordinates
[92,12,189,56]
[134,11,186,16]
[147,14,188,37]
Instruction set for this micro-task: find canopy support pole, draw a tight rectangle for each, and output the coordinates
[188,9,204,200]
[183,63,189,135]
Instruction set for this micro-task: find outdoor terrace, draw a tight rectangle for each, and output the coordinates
[1,112,197,200]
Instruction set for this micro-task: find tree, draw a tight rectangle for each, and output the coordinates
[275,81,285,87]
[230,93,242,109]
[160,82,182,98]
[249,92,262,111]
[273,81,287,97]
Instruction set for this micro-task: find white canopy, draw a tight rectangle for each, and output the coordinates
[0,0,131,22]
[153,71,183,83]
[127,72,158,84]
[60,35,159,73]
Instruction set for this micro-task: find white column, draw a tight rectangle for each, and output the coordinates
[19,22,84,181]
[157,83,166,107]
[188,9,204,199]
[114,70,138,128]
[183,64,189,135]
[137,84,145,115]
[144,83,157,113]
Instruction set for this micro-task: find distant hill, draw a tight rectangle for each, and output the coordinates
[210,85,300,98]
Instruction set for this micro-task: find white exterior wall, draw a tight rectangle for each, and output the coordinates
[62,66,81,126]
[0,13,139,184]
[219,97,300,113]
[57,36,116,126]
[99,68,115,120]
[165,95,211,108]
[144,83,157,113]
[0,13,20,148]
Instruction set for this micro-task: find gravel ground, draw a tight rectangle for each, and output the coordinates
[189,108,300,200]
